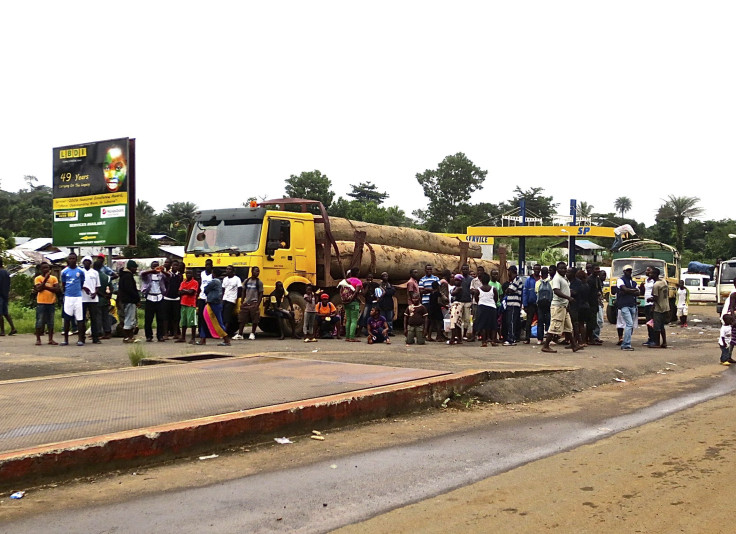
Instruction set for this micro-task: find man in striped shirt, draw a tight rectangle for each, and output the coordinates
[419,264,439,307]
[504,265,523,346]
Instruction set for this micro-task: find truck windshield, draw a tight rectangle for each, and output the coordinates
[186,219,262,253]
[720,261,736,284]
[612,259,665,278]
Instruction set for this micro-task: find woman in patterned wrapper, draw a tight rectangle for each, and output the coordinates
[103,147,127,193]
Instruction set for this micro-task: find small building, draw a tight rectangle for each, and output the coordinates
[150,235,178,246]
[551,239,605,263]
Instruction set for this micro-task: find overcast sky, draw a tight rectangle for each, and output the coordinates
[1,1,733,228]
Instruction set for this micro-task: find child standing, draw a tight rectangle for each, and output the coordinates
[303,284,318,342]
[177,268,199,343]
[404,293,428,345]
[448,274,465,345]
[676,280,689,327]
[720,314,735,365]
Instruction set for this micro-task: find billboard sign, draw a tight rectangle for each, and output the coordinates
[52,138,136,247]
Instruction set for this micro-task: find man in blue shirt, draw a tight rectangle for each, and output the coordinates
[60,253,86,346]
[616,265,640,351]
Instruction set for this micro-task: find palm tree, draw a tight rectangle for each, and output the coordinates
[163,201,198,228]
[135,199,156,233]
[657,195,704,253]
[613,197,632,218]
[577,201,593,220]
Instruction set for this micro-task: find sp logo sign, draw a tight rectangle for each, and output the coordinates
[577,227,591,235]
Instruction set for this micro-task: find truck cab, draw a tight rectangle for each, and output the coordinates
[716,258,736,313]
[184,205,318,332]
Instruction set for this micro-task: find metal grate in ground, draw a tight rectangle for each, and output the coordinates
[0,355,447,454]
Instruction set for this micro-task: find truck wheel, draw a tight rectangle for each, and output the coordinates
[282,291,306,337]
[606,304,617,324]
[258,317,279,335]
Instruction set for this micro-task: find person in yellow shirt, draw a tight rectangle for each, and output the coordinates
[34,262,60,345]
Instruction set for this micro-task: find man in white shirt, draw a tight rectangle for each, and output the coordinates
[221,265,242,337]
[541,261,582,353]
[81,256,102,344]
[141,260,170,342]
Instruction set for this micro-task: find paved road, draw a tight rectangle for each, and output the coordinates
[0,304,722,381]
[3,363,734,533]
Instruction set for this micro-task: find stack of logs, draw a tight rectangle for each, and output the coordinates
[316,218,499,280]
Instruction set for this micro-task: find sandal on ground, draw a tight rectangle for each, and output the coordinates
[48,340,58,345]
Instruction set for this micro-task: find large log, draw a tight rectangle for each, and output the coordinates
[329,241,498,281]
[316,218,482,258]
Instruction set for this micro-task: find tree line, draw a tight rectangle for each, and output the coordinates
[281,154,728,266]
[4,161,732,266]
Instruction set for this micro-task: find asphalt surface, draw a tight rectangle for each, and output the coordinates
[0,303,722,382]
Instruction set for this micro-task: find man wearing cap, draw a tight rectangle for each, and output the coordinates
[81,256,103,344]
[95,253,119,280]
[616,264,640,351]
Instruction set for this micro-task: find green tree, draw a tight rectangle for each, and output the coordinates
[135,200,157,234]
[122,232,161,258]
[0,184,52,238]
[415,153,487,232]
[159,201,198,244]
[284,170,335,208]
[657,195,704,253]
[614,197,632,218]
[329,197,414,227]
[346,181,388,205]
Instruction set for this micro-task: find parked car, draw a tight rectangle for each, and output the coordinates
[682,273,716,303]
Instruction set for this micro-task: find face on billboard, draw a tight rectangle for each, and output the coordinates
[103,147,127,192]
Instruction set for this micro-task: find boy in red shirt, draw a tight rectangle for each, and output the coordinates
[177,268,199,343]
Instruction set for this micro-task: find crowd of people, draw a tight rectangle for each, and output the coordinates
[22,253,733,365]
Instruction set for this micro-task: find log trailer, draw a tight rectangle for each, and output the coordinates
[182,198,499,334]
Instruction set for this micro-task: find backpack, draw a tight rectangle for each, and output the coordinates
[537,279,553,304]
[339,284,357,304]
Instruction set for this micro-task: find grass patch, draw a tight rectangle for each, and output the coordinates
[5,302,147,335]
[128,344,152,367]
[7,302,38,334]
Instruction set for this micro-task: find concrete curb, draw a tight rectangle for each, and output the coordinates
[0,369,490,489]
